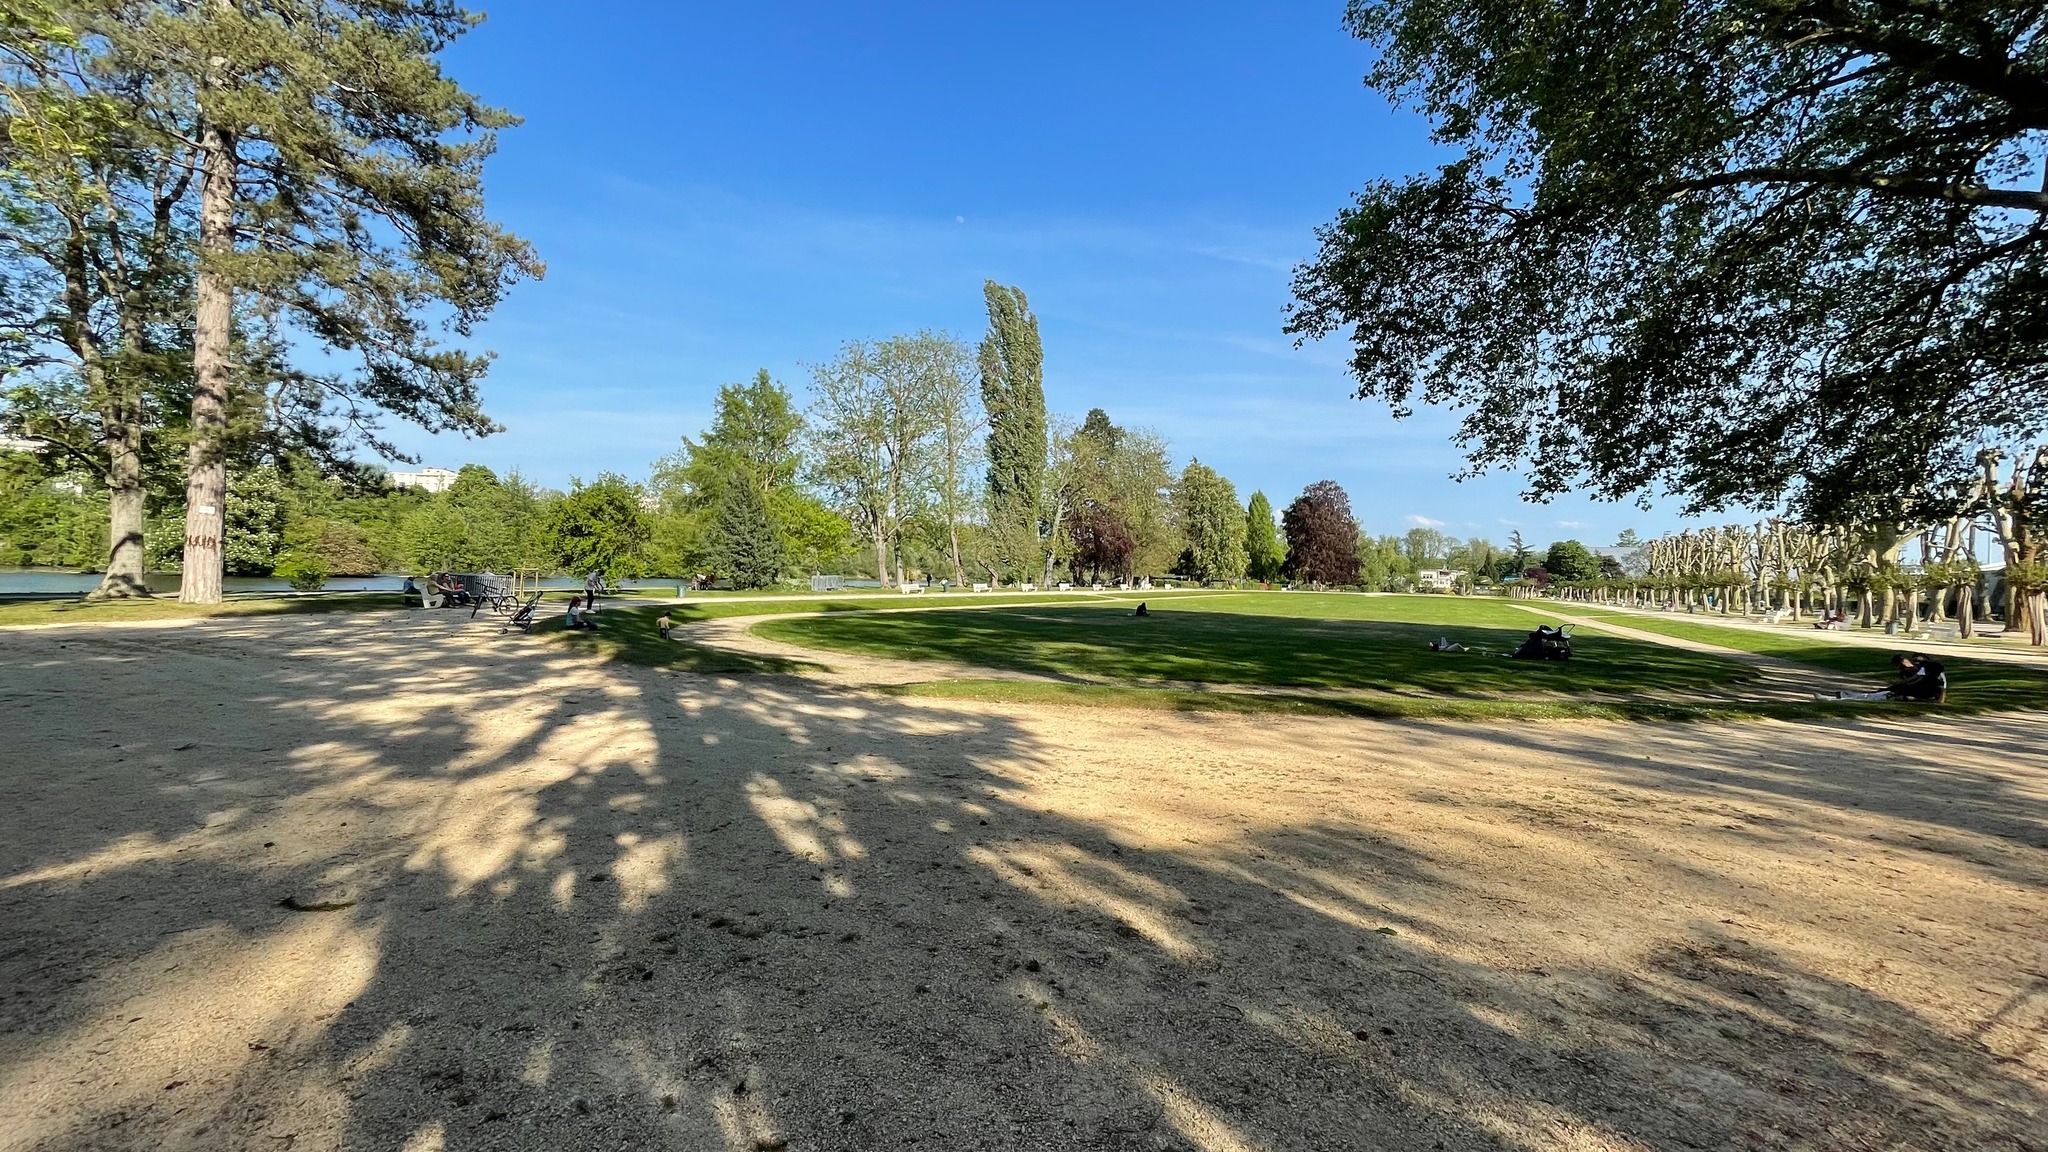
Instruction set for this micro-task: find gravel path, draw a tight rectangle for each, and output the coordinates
[1,613,2041,1151]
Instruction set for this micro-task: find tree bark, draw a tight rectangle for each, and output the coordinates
[180,89,236,603]
[58,222,150,600]
[94,399,149,598]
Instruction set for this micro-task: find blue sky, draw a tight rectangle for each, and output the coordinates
[383,1,1691,547]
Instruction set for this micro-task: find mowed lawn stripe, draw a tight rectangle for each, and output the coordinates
[753,593,1759,695]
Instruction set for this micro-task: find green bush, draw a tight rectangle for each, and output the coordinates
[274,551,330,591]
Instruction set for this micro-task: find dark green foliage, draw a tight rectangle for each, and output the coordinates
[273,550,328,590]
[704,478,785,590]
[652,370,804,511]
[648,369,845,576]
[1244,491,1285,582]
[1174,460,1247,582]
[0,479,106,568]
[1282,480,1360,585]
[978,281,1046,581]
[1289,0,2048,522]
[154,0,544,454]
[282,518,379,575]
[1060,408,1175,583]
[1544,538,1600,582]
[538,473,649,584]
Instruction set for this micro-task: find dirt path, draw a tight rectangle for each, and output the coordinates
[2,613,2044,1152]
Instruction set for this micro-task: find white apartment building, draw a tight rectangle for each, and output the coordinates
[389,466,459,493]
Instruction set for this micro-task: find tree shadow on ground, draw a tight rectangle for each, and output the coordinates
[0,613,2041,1151]
[753,608,1758,696]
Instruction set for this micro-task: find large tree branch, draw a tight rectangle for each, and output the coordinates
[1786,3,2048,125]
[1663,165,2048,211]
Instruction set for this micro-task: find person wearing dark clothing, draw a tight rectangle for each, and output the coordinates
[1832,653,1947,702]
[1133,602,1149,617]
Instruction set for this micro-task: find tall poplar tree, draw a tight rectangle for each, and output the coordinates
[1243,490,1285,582]
[117,0,543,603]
[977,280,1045,585]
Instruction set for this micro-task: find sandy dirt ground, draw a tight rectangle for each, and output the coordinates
[1,611,2044,1152]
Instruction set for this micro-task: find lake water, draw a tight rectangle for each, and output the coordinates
[0,568,681,597]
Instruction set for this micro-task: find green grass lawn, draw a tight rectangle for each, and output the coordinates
[1540,608,2048,712]
[533,591,1223,674]
[753,592,1758,696]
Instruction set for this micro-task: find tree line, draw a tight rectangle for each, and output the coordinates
[5,275,1620,593]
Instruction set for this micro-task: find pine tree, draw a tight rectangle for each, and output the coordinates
[1244,491,1284,582]
[113,1,545,603]
[978,281,1045,584]
[705,477,785,590]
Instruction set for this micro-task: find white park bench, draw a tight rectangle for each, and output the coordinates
[971,582,989,593]
[899,583,924,594]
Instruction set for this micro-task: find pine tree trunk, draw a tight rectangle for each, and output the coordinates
[180,110,235,604]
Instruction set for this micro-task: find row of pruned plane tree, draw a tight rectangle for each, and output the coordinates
[1550,448,2045,645]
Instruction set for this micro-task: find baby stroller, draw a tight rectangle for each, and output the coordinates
[1510,623,1574,661]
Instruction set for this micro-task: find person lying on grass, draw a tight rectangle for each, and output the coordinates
[1828,653,1946,703]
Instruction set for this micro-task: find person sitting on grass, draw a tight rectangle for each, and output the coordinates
[1134,602,1149,617]
[1829,653,1946,703]
[564,594,598,631]
[658,611,673,640]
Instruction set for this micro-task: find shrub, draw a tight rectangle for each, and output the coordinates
[274,551,329,591]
